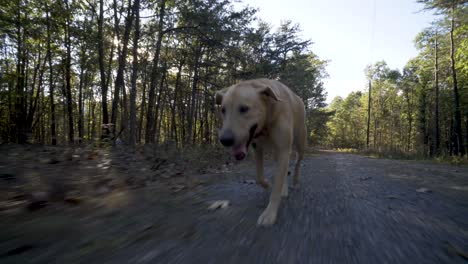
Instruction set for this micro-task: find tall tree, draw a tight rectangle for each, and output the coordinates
[45,1,57,145]
[97,0,109,128]
[63,0,74,143]
[111,0,136,129]
[145,0,167,143]
[417,0,466,155]
[433,29,440,156]
[128,0,140,146]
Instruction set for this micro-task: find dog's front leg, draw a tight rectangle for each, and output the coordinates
[257,151,289,226]
[255,144,270,189]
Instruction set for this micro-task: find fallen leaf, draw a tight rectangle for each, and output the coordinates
[208,200,230,210]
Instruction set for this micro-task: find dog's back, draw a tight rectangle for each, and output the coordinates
[249,79,307,151]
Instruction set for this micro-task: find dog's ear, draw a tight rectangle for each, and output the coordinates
[215,87,229,105]
[259,86,282,101]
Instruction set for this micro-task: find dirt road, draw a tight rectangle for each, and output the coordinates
[2,151,468,263]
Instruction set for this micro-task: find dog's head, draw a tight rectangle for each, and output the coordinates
[215,81,281,160]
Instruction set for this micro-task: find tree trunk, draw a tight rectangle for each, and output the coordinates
[27,50,47,134]
[78,50,86,143]
[128,0,140,146]
[13,0,26,143]
[153,65,166,143]
[111,0,135,129]
[432,31,440,157]
[449,3,464,156]
[407,104,413,152]
[145,0,166,143]
[30,52,48,137]
[98,0,109,127]
[138,72,147,143]
[46,3,56,145]
[186,46,201,145]
[366,80,371,148]
[40,86,45,143]
[180,91,188,146]
[64,0,74,143]
[170,58,184,144]
[203,82,210,143]
[156,78,167,144]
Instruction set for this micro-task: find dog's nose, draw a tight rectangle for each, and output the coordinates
[220,130,235,147]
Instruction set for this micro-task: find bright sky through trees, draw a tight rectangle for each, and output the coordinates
[240,0,436,102]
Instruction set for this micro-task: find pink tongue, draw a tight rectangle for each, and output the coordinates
[232,144,247,161]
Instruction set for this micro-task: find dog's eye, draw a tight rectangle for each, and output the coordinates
[239,105,249,113]
[221,107,226,114]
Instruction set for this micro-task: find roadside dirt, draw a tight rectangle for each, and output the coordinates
[1,146,467,264]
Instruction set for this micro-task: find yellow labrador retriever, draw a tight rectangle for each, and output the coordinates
[216,78,306,226]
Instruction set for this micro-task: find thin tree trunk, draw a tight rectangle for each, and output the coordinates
[170,58,184,143]
[432,30,440,157]
[373,116,377,147]
[78,64,85,143]
[145,0,166,143]
[138,72,147,143]
[40,86,46,143]
[153,65,166,143]
[449,2,464,156]
[98,0,109,127]
[64,0,74,143]
[156,78,167,144]
[30,53,48,135]
[46,3,56,145]
[13,0,26,143]
[366,80,371,148]
[27,51,47,133]
[129,0,140,146]
[203,82,210,143]
[186,45,201,145]
[419,85,428,155]
[407,108,413,152]
[180,91,187,147]
[88,95,92,140]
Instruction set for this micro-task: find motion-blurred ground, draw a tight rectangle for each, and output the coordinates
[1,145,467,263]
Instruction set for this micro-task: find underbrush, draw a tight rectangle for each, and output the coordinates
[333,147,468,166]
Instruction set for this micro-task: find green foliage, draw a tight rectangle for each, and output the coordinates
[325,1,468,157]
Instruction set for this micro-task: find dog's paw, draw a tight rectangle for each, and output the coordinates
[257,208,277,226]
[256,180,270,190]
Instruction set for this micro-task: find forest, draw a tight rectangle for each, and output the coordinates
[0,0,466,158]
[326,0,468,157]
[0,0,328,147]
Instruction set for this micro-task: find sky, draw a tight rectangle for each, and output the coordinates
[237,0,436,103]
